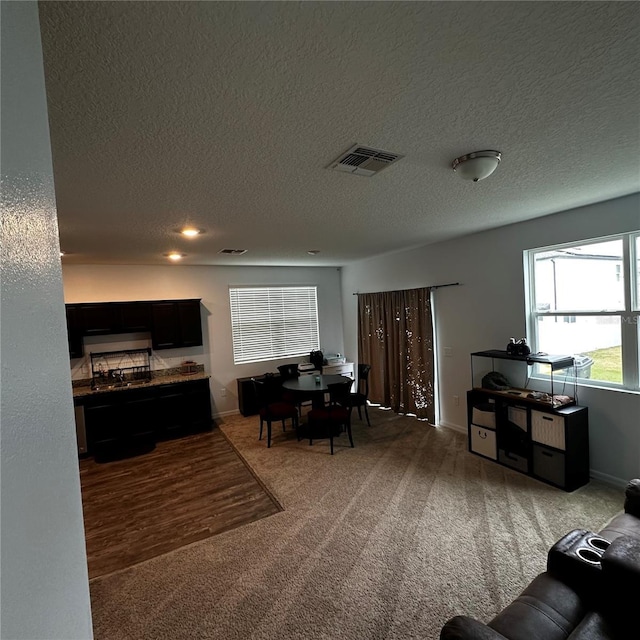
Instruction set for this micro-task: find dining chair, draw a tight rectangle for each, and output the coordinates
[306,381,353,454]
[347,364,371,426]
[277,363,311,416]
[252,377,299,447]
[277,363,299,380]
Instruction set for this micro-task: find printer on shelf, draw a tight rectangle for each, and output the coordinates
[325,354,346,366]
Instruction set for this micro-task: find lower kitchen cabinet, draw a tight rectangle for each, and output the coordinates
[80,378,212,461]
[155,379,212,440]
[467,389,589,492]
[84,390,156,463]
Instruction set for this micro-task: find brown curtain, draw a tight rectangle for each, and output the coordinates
[358,287,434,423]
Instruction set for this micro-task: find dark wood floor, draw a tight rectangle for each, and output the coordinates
[79,428,281,579]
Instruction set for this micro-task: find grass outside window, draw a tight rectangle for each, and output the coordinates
[584,345,622,384]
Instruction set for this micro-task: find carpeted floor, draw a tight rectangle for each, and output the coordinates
[89,408,622,639]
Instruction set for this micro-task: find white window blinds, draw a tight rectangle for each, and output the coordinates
[229,286,320,365]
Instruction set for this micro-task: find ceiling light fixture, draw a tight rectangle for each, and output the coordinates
[181,227,203,237]
[166,252,185,261]
[452,150,502,182]
[307,250,320,255]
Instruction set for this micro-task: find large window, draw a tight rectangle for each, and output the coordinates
[229,286,320,365]
[525,232,640,390]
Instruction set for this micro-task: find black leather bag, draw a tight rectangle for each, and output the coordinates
[309,350,324,370]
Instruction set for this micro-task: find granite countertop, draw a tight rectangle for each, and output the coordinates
[72,370,210,398]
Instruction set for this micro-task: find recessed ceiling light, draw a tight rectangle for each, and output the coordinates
[166,252,185,261]
[180,227,203,237]
[307,250,320,255]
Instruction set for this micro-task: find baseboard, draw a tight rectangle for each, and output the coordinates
[213,409,241,418]
[589,469,628,489]
[437,420,466,435]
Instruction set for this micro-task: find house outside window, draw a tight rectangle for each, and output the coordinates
[525,232,640,390]
[229,286,320,365]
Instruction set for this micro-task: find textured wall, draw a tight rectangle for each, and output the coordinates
[0,2,93,638]
[341,194,640,486]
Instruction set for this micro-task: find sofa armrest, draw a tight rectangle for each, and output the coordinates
[602,535,640,594]
[601,536,640,636]
[440,616,508,640]
[623,479,640,517]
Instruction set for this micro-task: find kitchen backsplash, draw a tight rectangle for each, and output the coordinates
[70,332,206,382]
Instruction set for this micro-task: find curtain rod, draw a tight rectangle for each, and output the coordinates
[352,282,460,295]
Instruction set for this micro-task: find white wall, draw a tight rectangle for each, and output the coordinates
[341,194,640,485]
[0,2,93,638]
[62,264,344,415]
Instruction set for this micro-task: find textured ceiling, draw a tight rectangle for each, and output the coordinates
[38,1,640,267]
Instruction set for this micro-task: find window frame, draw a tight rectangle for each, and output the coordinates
[229,285,320,366]
[524,231,640,391]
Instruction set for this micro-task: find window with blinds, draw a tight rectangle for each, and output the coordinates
[229,286,320,365]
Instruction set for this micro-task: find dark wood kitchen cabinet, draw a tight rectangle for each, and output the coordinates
[150,299,202,350]
[118,302,151,332]
[80,378,212,461]
[79,301,151,335]
[64,298,202,356]
[65,305,84,358]
[79,303,119,335]
[83,388,156,462]
[183,379,214,432]
[155,379,211,440]
[177,300,203,347]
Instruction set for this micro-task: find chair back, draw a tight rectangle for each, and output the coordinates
[327,381,352,407]
[357,364,371,398]
[252,375,283,408]
[277,363,299,380]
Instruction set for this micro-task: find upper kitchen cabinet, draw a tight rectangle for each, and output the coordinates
[177,299,203,347]
[79,303,119,335]
[118,302,151,333]
[66,305,84,358]
[150,299,202,350]
[64,299,203,357]
[78,301,152,335]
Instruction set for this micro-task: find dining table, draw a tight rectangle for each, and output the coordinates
[282,374,352,410]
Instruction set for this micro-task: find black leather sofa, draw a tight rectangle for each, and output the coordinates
[440,480,640,640]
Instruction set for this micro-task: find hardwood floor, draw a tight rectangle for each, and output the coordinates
[79,428,282,579]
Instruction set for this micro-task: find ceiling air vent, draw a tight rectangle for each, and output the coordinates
[218,249,247,255]
[329,144,404,177]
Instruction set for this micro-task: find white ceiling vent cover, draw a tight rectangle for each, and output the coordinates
[218,248,247,255]
[329,144,404,177]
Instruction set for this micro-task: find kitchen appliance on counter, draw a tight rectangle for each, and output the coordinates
[90,347,152,390]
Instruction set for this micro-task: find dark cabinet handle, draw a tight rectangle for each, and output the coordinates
[479,431,487,439]
[542,416,553,421]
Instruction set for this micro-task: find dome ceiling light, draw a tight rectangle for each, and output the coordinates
[452,150,502,182]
